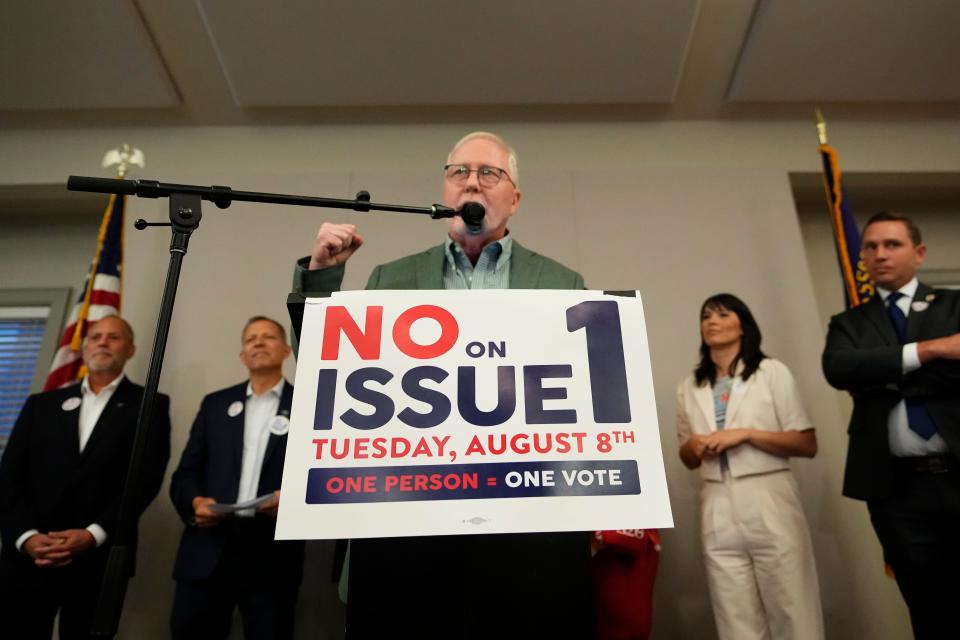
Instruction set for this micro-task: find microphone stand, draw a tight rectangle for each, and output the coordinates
[67,176,456,639]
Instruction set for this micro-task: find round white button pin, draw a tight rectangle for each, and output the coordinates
[269,415,290,436]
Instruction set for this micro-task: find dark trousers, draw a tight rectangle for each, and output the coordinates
[868,460,960,640]
[346,532,595,640]
[171,526,301,640]
[0,564,101,640]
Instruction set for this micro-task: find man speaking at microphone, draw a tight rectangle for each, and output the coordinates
[294,131,591,638]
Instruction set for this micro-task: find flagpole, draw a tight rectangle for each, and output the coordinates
[72,157,130,350]
[44,146,140,392]
[816,109,857,305]
[815,107,828,145]
[815,110,874,308]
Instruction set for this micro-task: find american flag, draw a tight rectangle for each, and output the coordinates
[43,194,125,390]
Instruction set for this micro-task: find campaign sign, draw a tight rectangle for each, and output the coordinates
[276,290,673,539]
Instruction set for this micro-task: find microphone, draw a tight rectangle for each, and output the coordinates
[458,202,485,230]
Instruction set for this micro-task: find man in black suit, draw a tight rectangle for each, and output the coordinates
[170,316,303,640]
[823,212,960,639]
[0,315,171,639]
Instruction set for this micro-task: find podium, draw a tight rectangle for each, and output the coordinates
[282,288,670,637]
[279,288,670,539]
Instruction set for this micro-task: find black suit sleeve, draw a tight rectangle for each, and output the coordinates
[903,300,960,398]
[0,395,41,547]
[903,291,960,396]
[822,314,904,392]
[93,392,171,539]
[899,358,960,397]
[169,395,211,524]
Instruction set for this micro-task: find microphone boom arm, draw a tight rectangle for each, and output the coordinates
[67,175,456,218]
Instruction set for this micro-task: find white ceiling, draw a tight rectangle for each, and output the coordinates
[729,0,960,102]
[1,0,958,127]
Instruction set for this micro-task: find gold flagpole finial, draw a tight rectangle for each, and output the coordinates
[101,144,146,178]
[815,108,828,145]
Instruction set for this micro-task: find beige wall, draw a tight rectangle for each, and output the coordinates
[2,121,959,639]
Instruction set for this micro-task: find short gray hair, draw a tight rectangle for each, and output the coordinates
[447,131,519,186]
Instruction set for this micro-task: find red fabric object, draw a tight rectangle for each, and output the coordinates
[597,529,660,555]
[593,530,660,640]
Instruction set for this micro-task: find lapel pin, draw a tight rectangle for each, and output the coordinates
[925,293,935,302]
[911,301,929,312]
[62,397,81,412]
[227,401,244,417]
[269,415,290,436]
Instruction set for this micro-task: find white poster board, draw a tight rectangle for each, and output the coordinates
[276,290,673,539]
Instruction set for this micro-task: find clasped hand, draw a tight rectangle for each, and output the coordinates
[23,529,95,568]
[690,429,752,460]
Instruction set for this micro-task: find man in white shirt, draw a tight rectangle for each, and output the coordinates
[0,315,171,639]
[823,212,960,640]
[169,316,303,640]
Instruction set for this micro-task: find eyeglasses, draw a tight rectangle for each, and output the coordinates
[444,164,515,187]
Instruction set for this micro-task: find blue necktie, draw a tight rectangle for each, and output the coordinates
[886,292,938,440]
[885,292,908,342]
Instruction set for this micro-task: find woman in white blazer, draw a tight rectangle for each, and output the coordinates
[676,293,824,640]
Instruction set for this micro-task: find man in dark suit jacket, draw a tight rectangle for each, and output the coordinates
[293,132,593,639]
[0,315,171,639]
[823,212,960,640]
[170,316,304,640]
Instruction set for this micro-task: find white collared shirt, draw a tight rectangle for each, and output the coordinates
[236,379,284,517]
[877,278,948,456]
[78,373,125,452]
[14,373,125,553]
